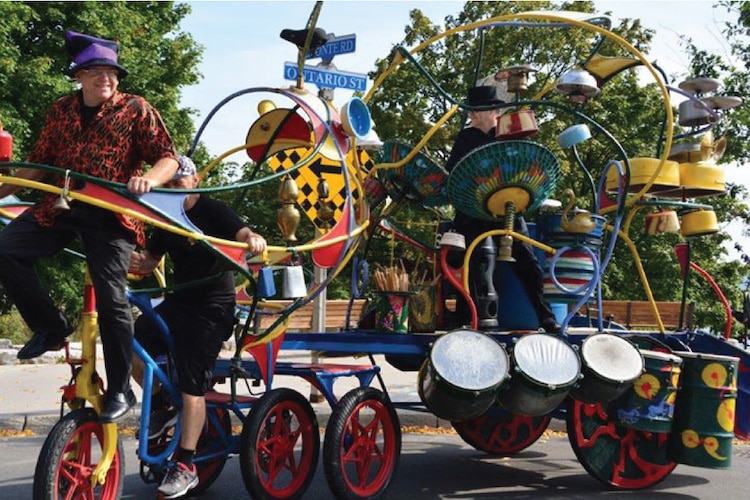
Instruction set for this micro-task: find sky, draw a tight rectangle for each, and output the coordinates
[177,0,745,259]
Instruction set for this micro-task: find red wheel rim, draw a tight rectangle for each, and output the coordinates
[254,398,318,497]
[338,398,398,497]
[568,399,677,489]
[454,410,550,455]
[54,421,121,499]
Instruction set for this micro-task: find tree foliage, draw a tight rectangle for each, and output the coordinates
[0,1,202,320]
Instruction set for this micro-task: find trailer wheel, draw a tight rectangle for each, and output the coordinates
[567,398,677,489]
[453,406,550,455]
[323,387,401,499]
[239,388,320,499]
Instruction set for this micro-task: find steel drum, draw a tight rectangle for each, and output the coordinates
[498,333,581,417]
[418,329,509,422]
[616,349,682,433]
[670,351,739,469]
[571,333,644,404]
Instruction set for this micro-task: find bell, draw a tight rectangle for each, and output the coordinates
[282,265,307,298]
[256,266,276,298]
[502,64,538,93]
[53,193,70,210]
[556,68,600,102]
[54,169,72,210]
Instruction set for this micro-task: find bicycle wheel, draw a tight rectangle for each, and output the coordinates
[567,398,677,489]
[192,406,232,494]
[140,406,231,494]
[453,406,550,455]
[239,388,320,499]
[33,408,124,500]
[323,387,401,499]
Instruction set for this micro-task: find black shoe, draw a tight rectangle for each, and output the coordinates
[540,317,561,334]
[147,406,178,440]
[17,333,52,360]
[100,389,137,423]
[16,321,74,360]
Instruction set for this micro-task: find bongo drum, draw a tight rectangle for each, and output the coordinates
[670,351,739,468]
[498,333,581,417]
[418,329,509,422]
[616,349,682,433]
[571,334,644,404]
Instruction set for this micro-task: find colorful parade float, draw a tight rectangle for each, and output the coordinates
[1,6,748,499]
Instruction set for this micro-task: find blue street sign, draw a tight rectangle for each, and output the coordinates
[283,62,368,91]
[306,34,356,60]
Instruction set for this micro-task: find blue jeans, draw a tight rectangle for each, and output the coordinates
[0,205,136,394]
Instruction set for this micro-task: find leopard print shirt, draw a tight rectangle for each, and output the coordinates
[27,90,177,246]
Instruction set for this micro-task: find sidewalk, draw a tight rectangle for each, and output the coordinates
[0,342,451,434]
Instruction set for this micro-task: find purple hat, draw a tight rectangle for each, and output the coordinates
[64,31,128,78]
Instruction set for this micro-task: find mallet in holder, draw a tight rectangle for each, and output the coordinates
[497,201,516,263]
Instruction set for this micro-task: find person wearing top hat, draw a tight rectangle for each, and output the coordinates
[444,85,558,332]
[0,31,179,423]
[128,155,266,498]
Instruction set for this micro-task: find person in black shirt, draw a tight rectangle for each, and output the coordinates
[129,156,266,498]
[445,86,558,332]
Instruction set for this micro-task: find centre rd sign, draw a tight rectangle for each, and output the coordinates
[306,34,356,61]
[283,62,368,91]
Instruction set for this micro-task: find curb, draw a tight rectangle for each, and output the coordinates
[3,404,566,436]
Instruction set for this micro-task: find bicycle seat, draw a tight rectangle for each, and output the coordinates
[279,27,328,51]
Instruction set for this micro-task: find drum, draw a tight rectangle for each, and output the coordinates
[571,333,644,404]
[670,351,739,469]
[616,349,682,432]
[418,329,510,422]
[537,211,604,303]
[498,333,581,417]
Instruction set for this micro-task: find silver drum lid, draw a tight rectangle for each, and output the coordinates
[430,329,509,391]
[513,334,580,386]
[582,334,644,383]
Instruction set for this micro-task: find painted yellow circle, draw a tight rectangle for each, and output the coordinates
[485,187,530,216]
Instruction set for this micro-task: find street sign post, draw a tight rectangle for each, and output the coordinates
[283,62,368,91]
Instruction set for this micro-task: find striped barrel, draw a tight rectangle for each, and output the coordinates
[537,212,604,303]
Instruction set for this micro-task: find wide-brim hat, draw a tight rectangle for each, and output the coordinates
[64,31,129,78]
[465,85,506,108]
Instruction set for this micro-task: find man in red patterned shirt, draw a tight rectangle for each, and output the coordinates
[0,31,178,422]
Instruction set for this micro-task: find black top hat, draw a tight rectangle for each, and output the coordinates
[64,31,129,78]
[465,85,505,108]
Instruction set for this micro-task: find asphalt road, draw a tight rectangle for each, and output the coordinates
[1,431,747,499]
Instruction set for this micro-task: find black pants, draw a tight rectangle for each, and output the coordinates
[452,213,555,325]
[0,207,136,394]
[135,298,235,396]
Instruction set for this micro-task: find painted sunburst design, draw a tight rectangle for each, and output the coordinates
[634,373,660,400]
[701,362,729,389]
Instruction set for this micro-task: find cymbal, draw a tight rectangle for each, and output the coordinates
[678,77,720,95]
[701,95,743,110]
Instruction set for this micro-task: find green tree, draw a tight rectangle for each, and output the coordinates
[364,1,749,334]
[0,1,203,328]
